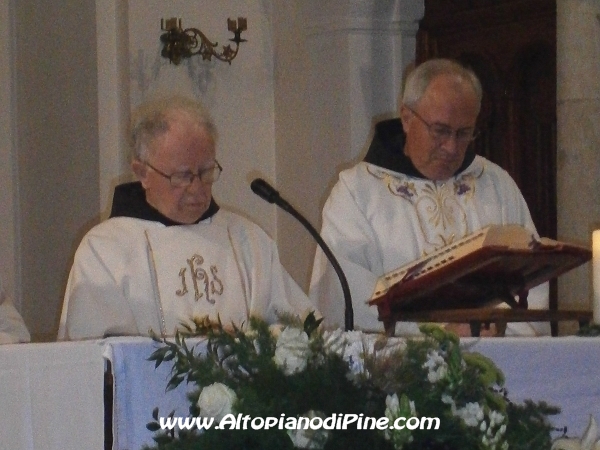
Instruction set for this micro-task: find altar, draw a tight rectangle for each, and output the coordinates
[106,335,600,450]
[1,335,600,450]
[0,340,105,450]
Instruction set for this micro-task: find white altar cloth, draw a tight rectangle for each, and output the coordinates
[105,337,198,450]
[1,336,600,450]
[0,340,105,450]
[465,336,600,437]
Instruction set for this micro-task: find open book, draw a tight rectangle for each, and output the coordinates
[368,225,591,321]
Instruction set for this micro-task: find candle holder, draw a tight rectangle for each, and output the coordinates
[160,17,247,65]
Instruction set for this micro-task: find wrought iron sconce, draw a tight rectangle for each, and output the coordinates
[160,17,247,65]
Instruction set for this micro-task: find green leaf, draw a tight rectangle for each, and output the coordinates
[146,422,161,432]
[152,435,174,445]
[303,311,323,337]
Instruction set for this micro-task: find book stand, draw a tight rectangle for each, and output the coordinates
[368,225,593,337]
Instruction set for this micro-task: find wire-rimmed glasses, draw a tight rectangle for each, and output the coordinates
[406,107,479,145]
[144,160,223,187]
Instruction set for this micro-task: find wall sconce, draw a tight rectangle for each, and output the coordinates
[160,17,247,65]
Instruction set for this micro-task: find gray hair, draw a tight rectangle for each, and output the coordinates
[130,94,218,161]
[402,58,483,110]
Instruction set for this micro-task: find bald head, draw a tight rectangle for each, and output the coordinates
[400,60,481,180]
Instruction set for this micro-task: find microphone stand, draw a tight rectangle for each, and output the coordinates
[251,179,354,331]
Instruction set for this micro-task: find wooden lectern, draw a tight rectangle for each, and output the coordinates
[368,225,592,336]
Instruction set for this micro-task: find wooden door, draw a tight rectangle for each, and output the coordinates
[416,0,558,331]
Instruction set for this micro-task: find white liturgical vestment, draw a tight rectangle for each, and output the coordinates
[310,156,549,336]
[0,277,30,344]
[59,210,312,340]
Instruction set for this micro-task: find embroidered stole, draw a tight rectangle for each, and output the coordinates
[144,224,248,336]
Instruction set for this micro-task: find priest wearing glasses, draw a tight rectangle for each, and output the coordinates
[310,58,549,337]
[59,95,312,340]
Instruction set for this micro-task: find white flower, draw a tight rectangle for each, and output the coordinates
[385,393,400,415]
[287,410,330,449]
[197,382,236,422]
[323,328,346,354]
[454,402,484,427]
[441,394,454,405]
[384,393,401,430]
[323,330,367,375]
[409,400,416,416]
[422,349,448,383]
[446,403,508,449]
[383,394,415,446]
[273,326,311,375]
[489,410,505,428]
[345,342,369,376]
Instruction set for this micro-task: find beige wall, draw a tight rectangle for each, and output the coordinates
[13,0,99,341]
[0,0,19,311]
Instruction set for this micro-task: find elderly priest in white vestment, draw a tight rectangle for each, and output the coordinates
[310,58,550,337]
[58,95,312,340]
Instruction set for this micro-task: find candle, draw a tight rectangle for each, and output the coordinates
[228,18,237,32]
[593,230,600,324]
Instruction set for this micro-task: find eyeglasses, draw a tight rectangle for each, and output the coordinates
[406,107,478,145]
[144,160,223,187]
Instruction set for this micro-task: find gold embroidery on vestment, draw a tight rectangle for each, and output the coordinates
[368,164,487,250]
[210,266,223,296]
[144,230,167,337]
[176,254,223,304]
[176,268,188,296]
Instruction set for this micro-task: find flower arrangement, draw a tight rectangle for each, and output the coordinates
[144,313,560,450]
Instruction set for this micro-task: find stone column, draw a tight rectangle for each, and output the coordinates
[557,0,600,332]
[273,0,424,289]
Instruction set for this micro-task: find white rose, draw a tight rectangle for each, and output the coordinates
[323,328,346,354]
[197,382,236,421]
[273,327,310,375]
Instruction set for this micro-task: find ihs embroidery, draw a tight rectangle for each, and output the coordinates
[176,254,224,304]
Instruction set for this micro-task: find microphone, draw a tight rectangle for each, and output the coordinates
[251,178,354,331]
[250,178,290,210]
